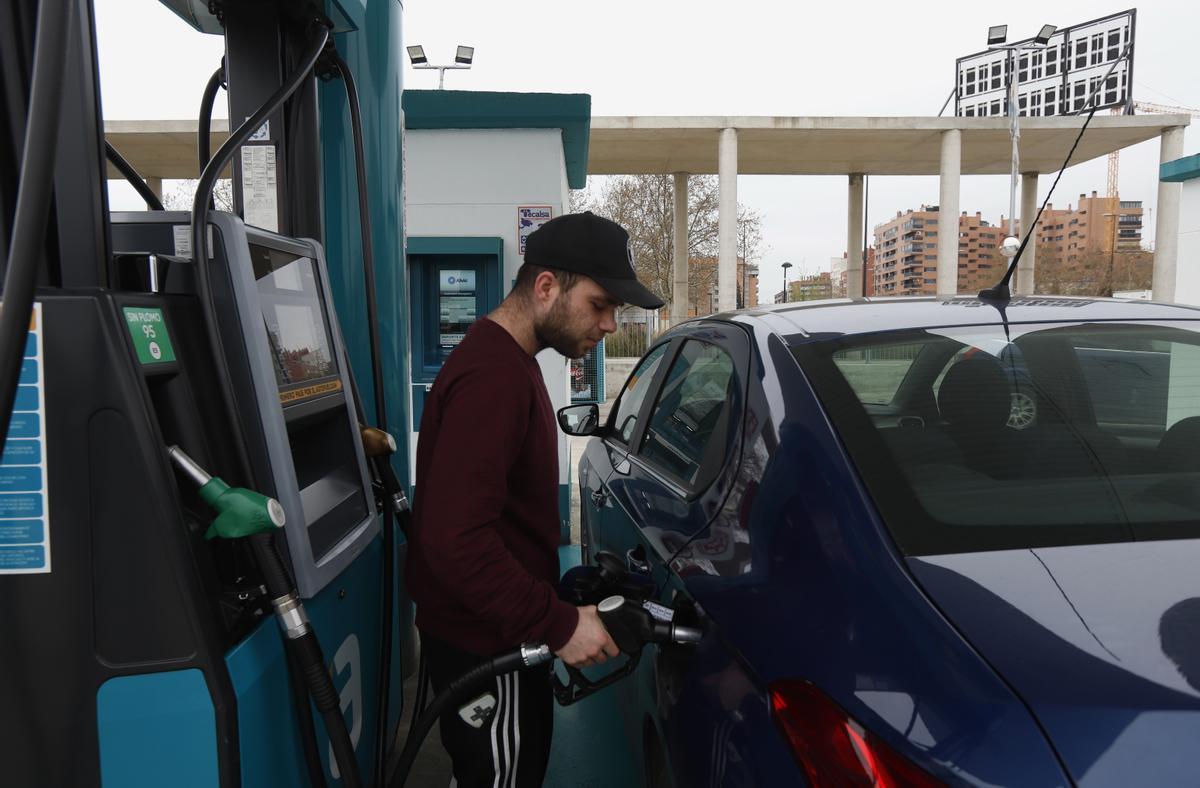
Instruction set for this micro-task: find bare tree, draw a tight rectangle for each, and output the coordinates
[162,178,234,212]
[574,175,765,313]
[1035,246,1154,296]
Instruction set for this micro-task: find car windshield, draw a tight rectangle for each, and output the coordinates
[794,320,1200,556]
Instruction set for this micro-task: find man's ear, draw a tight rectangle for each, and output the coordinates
[532,270,559,304]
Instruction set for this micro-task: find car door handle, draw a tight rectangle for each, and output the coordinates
[590,488,608,507]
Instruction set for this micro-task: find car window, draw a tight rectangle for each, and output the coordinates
[833,343,924,405]
[639,340,736,489]
[610,342,671,445]
[795,321,1200,556]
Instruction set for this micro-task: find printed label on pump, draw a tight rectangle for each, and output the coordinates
[123,307,177,365]
[240,144,279,233]
[0,303,51,574]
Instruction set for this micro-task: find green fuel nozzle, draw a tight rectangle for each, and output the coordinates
[167,445,286,539]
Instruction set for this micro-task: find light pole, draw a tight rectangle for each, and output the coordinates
[781,261,793,303]
[986,23,1056,251]
[406,45,474,89]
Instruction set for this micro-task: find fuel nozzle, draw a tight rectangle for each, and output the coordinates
[359,424,397,458]
[168,445,286,539]
[596,595,703,652]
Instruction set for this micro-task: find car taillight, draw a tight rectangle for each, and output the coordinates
[769,679,944,788]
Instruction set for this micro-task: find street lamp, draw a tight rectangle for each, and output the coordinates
[987,22,1057,253]
[406,44,474,89]
[781,261,793,303]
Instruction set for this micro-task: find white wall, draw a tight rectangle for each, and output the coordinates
[1177,179,1200,306]
[405,128,574,491]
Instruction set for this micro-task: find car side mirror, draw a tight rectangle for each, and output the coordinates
[557,403,603,436]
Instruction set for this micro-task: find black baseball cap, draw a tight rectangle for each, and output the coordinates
[524,212,665,309]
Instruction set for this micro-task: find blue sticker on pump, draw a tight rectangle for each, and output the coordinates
[0,519,43,544]
[2,304,49,574]
[0,494,43,518]
[13,386,38,412]
[7,413,39,439]
[0,467,42,492]
[0,545,45,570]
[2,440,40,466]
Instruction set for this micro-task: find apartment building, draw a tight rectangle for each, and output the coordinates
[1013,192,1144,266]
[873,206,1003,296]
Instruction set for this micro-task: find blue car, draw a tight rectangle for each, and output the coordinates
[562,296,1200,787]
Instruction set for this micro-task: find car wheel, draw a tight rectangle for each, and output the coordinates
[1007,391,1037,430]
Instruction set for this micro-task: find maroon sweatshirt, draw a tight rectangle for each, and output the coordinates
[406,317,580,655]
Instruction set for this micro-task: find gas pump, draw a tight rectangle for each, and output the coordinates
[0,1,408,786]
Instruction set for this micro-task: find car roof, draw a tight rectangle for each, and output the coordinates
[714,296,1200,339]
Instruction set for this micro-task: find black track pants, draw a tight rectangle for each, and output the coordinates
[423,633,554,788]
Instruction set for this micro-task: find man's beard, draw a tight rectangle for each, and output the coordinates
[534,296,589,359]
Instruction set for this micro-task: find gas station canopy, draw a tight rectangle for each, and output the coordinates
[104,113,1191,181]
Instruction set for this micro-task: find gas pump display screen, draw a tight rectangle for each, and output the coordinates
[250,243,342,405]
[439,270,476,349]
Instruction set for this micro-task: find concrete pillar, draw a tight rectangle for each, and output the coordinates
[1016,172,1039,295]
[671,173,690,326]
[847,174,864,298]
[718,128,738,312]
[936,129,962,297]
[1153,127,1186,302]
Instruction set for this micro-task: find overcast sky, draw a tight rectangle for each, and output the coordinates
[97,0,1197,299]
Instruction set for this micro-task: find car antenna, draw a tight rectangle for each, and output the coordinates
[979,41,1134,303]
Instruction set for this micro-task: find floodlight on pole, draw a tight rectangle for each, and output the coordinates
[781,261,793,303]
[1034,24,1057,45]
[406,44,475,89]
[987,22,1056,259]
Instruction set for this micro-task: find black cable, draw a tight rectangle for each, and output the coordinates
[330,51,399,788]
[190,18,328,485]
[0,0,70,452]
[104,140,164,211]
[198,61,225,172]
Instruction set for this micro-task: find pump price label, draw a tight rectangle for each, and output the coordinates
[0,302,51,574]
[123,307,177,365]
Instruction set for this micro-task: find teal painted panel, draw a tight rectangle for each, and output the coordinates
[407,236,503,257]
[1161,153,1200,182]
[559,481,571,545]
[96,669,218,788]
[402,90,591,188]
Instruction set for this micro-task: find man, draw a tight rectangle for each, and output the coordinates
[407,212,665,787]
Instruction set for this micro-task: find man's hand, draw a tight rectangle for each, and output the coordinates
[555,605,619,668]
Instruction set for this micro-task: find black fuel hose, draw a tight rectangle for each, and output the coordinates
[197,61,225,173]
[251,533,362,788]
[190,17,328,484]
[104,141,165,211]
[330,51,405,788]
[185,17,363,788]
[0,0,71,452]
[388,644,554,788]
[285,643,330,788]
